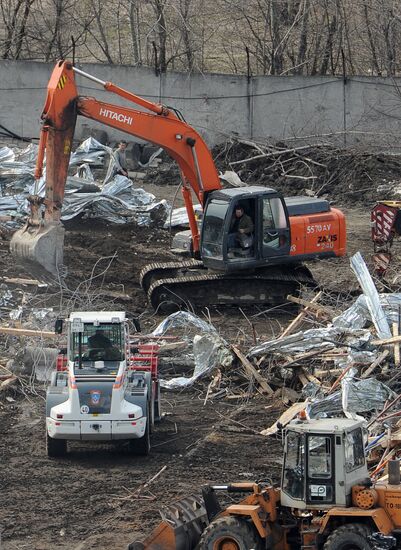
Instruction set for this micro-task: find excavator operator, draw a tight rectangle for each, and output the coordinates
[228,205,254,253]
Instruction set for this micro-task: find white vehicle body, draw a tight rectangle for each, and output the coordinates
[46,311,157,456]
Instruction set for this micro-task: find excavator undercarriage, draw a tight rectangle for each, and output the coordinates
[140,260,315,311]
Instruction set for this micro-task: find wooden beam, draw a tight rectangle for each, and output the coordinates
[280,347,330,368]
[286,294,331,317]
[0,326,56,338]
[372,335,401,346]
[280,291,323,339]
[232,346,274,395]
[393,323,401,367]
[362,350,389,379]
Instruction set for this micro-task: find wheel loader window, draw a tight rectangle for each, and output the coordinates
[345,428,365,473]
[308,436,331,479]
[70,323,124,365]
[282,430,305,500]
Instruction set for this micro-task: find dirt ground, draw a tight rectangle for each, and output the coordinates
[0,172,384,550]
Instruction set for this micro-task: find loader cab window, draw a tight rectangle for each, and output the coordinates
[283,430,305,500]
[308,436,331,478]
[306,434,335,503]
[345,428,365,473]
[70,323,124,365]
[201,199,229,258]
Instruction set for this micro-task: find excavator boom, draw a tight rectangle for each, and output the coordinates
[10,61,221,274]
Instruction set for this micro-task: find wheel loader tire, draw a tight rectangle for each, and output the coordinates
[198,516,262,550]
[323,523,373,550]
[128,406,150,456]
[46,434,67,458]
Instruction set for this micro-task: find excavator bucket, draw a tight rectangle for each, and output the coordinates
[128,495,208,550]
[10,222,65,276]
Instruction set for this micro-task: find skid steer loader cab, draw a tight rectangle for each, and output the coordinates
[281,417,368,510]
[201,186,291,272]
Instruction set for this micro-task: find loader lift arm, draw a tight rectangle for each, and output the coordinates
[12,60,221,272]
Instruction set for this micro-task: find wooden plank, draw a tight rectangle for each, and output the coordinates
[301,368,321,386]
[280,348,331,368]
[261,401,308,436]
[286,294,331,316]
[232,346,274,395]
[0,326,56,338]
[280,291,323,339]
[393,323,401,367]
[361,350,389,379]
[372,335,401,346]
[3,277,47,287]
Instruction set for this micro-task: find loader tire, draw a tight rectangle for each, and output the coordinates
[128,406,150,456]
[323,523,373,550]
[46,434,67,458]
[198,516,262,550]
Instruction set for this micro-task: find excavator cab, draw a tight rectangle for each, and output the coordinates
[201,186,291,272]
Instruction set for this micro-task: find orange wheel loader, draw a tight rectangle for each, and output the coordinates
[130,417,400,550]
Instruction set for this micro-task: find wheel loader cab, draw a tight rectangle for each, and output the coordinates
[201,186,291,272]
[68,313,126,368]
[281,417,368,510]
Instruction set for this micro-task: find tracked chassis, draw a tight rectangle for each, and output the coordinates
[140,260,315,311]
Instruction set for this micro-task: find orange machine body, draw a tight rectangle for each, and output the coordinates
[289,206,346,258]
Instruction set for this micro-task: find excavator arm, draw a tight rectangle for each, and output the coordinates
[11,60,221,273]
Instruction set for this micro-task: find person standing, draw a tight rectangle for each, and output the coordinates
[104,140,129,183]
[112,140,129,177]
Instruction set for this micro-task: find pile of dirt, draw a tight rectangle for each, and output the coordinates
[212,140,401,207]
[140,138,401,207]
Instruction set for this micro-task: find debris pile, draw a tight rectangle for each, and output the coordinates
[0,138,169,228]
[146,252,401,481]
[212,139,401,206]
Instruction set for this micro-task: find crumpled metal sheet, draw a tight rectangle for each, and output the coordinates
[152,311,217,336]
[160,331,232,389]
[0,147,15,163]
[308,377,395,418]
[248,327,343,356]
[350,252,391,339]
[219,170,247,187]
[74,163,94,181]
[0,195,25,213]
[334,293,401,330]
[102,176,156,205]
[69,137,109,167]
[61,191,168,225]
[164,204,202,228]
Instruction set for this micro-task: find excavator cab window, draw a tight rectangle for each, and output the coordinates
[201,198,229,259]
[261,196,290,258]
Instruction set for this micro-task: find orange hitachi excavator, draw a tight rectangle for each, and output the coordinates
[10,61,346,309]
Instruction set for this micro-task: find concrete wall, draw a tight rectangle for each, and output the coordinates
[1,60,401,150]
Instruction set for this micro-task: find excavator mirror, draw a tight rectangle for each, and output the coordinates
[54,319,64,334]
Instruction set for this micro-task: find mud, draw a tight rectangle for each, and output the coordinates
[0,177,389,550]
